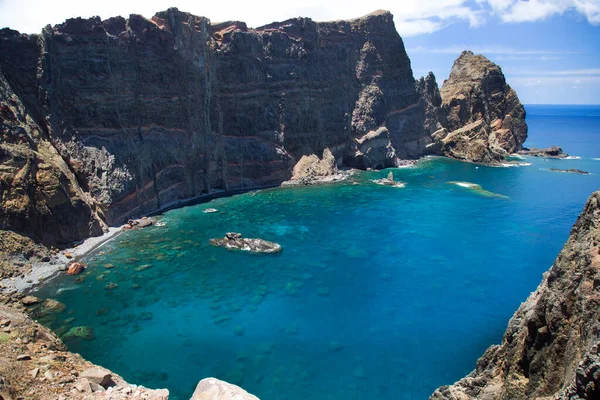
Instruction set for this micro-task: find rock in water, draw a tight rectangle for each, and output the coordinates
[429,51,528,164]
[190,377,260,400]
[62,326,95,341]
[67,262,85,275]
[430,190,600,399]
[210,233,282,254]
[372,171,405,187]
[518,146,568,158]
[549,168,589,175]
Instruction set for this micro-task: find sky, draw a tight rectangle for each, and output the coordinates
[0,0,599,104]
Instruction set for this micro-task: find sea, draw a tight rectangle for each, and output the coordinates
[33,104,600,399]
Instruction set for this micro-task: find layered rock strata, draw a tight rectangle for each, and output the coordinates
[0,10,528,249]
[428,51,528,163]
[431,190,600,399]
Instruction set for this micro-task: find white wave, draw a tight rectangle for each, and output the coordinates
[450,181,479,189]
[494,162,532,168]
[593,158,600,161]
[155,221,167,227]
[564,156,581,160]
[508,153,526,159]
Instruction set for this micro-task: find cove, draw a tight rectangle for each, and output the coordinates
[33,105,600,399]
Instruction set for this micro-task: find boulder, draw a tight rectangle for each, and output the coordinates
[372,171,405,188]
[67,262,85,275]
[190,377,259,400]
[210,233,282,254]
[80,367,113,388]
[20,295,41,306]
[549,168,589,175]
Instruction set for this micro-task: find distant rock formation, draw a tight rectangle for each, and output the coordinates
[427,51,528,163]
[431,190,600,399]
[519,146,568,158]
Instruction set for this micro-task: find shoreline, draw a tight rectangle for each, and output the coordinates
[0,152,550,295]
[0,226,124,294]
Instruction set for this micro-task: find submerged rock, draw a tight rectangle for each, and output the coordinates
[549,168,589,175]
[210,233,282,254]
[518,146,568,158]
[448,181,509,199]
[39,299,66,314]
[372,171,405,188]
[67,262,85,275]
[63,326,95,341]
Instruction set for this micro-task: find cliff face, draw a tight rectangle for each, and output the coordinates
[431,190,600,400]
[0,9,429,241]
[430,51,528,163]
[0,10,527,248]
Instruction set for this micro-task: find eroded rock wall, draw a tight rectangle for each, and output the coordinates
[431,190,600,399]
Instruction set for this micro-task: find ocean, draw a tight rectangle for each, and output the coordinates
[33,104,600,399]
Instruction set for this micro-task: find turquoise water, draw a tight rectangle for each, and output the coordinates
[34,105,600,399]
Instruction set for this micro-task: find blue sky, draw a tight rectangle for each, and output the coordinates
[1,0,599,104]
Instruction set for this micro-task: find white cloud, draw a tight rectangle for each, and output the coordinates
[407,45,572,55]
[485,0,600,24]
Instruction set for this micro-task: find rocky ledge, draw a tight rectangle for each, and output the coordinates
[430,189,600,399]
[518,146,569,158]
[210,232,282,254]
[0,297,259,399]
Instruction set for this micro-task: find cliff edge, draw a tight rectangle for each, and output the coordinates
[431,190,600,399]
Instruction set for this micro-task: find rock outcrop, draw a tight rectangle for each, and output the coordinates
[430,51,528,163]
[0,303,169,399]
[431,190,600,399]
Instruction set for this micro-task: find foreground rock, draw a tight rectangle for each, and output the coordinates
[0,303,168,399]
[210,233,282,254]
[428,51,528,164]
[549,168,589,175]
[190,378,259,400]
[518,146,568,158]
[431,190,600,399]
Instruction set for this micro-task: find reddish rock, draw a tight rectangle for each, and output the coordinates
[67,262,85,275]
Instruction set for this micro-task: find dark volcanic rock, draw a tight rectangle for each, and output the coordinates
[210,232,282,253]
[549,168,589,175]
[519,146,568,158]
[0,10,528,249]
[433,51,528,163]
[0,9,429,241]
[430,190,600,399]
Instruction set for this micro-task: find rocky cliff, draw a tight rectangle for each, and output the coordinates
[0,9,527,250]
[431,190,600,400]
